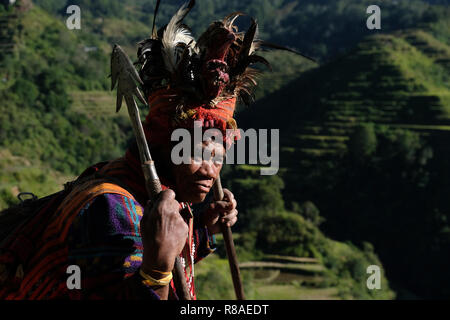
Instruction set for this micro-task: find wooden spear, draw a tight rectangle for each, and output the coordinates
[213,175,245,300]
[111,44,191,300]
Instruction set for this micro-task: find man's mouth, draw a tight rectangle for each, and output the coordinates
[192,181,212,193]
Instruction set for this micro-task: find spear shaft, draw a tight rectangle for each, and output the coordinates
[125,93,191,301]
[112,45,191,300]
[213,175,245,300]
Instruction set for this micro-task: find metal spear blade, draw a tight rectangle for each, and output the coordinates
[111,44,147,112]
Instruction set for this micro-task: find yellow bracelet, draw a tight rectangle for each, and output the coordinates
[139,269,173,287]
[151,269,172,276]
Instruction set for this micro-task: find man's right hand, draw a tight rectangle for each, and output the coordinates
[140,189,189,275]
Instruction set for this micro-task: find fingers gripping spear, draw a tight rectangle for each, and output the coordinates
[111,44,191,300]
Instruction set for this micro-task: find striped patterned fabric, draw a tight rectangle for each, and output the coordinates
[0,144,216,300]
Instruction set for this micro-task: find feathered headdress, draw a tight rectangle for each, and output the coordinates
[137,0,314,148]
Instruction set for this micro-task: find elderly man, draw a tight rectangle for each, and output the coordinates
[0,103,239,300]
[0,0,276,300]
[65,135,238,300]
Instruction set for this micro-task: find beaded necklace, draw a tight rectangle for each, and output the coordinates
[179,202,195,299]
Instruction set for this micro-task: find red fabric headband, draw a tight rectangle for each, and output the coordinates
[143,88,241,149]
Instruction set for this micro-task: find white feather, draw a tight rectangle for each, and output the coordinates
[162,2,197,73]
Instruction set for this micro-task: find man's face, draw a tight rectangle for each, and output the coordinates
[172,140,225,203]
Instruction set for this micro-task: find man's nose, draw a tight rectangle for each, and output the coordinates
[198,159,218,179]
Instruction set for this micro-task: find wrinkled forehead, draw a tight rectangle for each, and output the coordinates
[166,127,226,162]
[192,135,226,156]
[180,126,226,149]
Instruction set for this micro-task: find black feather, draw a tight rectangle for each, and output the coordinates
[247,55,272,71]
[176,0,196,25]
[260,41,317,63]
[232,19,258,76]
[152,0,162,38]
[241,19,258,58]
[239,88,254,106]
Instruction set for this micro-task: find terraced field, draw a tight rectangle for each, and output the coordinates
[292,31,449,159]
[238,29,450,178]
[255,286,339,300]
[70,90,130,118]
[0,12,18,60]
[195,252,341,300]
[0,148,73,210]
[240,255,339,300]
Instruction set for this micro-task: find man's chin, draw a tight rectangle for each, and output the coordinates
[189,192,209,204]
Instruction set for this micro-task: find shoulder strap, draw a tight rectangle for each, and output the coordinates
[49,178,137,240]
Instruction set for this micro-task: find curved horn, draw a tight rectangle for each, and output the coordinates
[223,11,246,29]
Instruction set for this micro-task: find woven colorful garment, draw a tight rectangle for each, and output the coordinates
[0,144,216,300]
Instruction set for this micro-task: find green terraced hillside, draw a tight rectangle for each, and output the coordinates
[0,148,73,209]
[0,12,18,59]
[237,27,450,299]
[239,28,450,173]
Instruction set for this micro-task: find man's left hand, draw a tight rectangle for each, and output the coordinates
[203,189,238,235]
